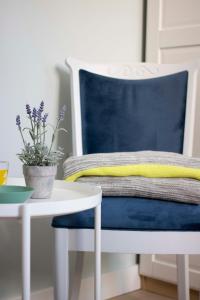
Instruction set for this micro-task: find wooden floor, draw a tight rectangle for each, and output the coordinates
[109,290,173,300]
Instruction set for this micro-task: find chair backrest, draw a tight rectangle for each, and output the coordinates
[66,58,199,157]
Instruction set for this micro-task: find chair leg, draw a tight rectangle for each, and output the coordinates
[54,228,69,300]
[176,254,190,300]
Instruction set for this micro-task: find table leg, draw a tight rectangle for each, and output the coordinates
[54,228,69,300]
[22,205,31,300]
[95,204,101,300]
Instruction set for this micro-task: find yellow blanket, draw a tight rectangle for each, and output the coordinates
[66,164,200,182]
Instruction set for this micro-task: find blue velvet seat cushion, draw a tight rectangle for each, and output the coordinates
[79,70,188,154]
[52,196,200,231]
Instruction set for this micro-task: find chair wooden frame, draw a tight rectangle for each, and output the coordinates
[54,58,200,300]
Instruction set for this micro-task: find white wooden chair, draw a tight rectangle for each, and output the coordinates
[52,58,200,300]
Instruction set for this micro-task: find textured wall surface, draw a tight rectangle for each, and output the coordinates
[0,0,144,298]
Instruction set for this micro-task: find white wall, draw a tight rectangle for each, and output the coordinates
[0,0,144,298]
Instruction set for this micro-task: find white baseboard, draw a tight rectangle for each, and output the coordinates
[11,287,54,300]
[80,264,141,300]
[11,264,140,300]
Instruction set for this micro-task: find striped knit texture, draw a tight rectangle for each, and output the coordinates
[63,151,200,204]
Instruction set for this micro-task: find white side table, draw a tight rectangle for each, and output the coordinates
[2,178,102,300]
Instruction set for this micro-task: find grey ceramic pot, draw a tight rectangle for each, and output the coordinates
[23,165,57,199]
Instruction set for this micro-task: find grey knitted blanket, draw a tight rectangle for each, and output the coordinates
[63,151,200,204]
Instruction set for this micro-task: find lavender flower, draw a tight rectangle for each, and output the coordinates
[16,115,26,146]
[37,110,42,122]
[58,105,66,121]
[38,101,44,114]
[42,113,48,126]
[36,101,44,123]
[26,104,31,116]
[16,115,21,127]
[32,107,37,120]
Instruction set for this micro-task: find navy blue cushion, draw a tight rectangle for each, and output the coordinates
[79,70,188,154]
[52,196,200,231]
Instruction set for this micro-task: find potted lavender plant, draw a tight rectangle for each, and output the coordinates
[16,101,66,198]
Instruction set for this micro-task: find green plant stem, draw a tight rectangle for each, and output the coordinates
[19,128,26,147]
[48,119,60,155]
[40,124,42,144]
[43,125,45,146]
[36,123,39,144]
[33,120,36,145]
[29,116,36,146]
[39,123,41,144]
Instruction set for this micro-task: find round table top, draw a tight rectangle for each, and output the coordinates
[0,178,102,218]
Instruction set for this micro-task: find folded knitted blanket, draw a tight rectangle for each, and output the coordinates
[63,151,200,204]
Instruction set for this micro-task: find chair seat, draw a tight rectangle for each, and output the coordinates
[52,196,200,231]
